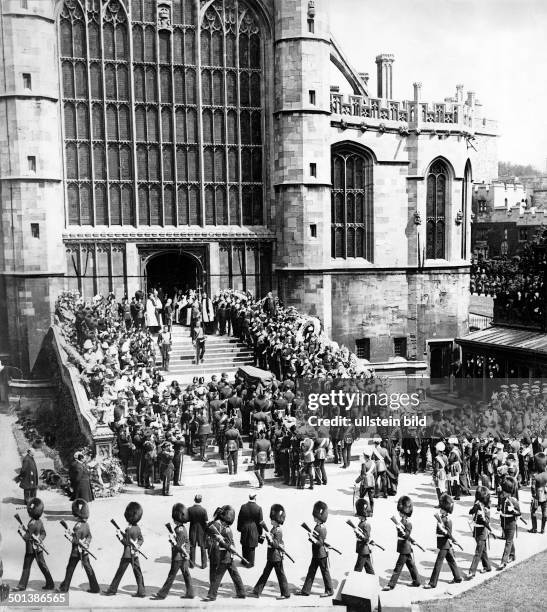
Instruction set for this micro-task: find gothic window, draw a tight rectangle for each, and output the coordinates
[60,0,264,228]
[331,147,374,261]
[426,160,448,259]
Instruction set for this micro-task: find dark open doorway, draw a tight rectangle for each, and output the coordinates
[146,251,202,296]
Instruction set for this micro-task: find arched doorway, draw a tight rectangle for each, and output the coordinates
[145,251,202,296]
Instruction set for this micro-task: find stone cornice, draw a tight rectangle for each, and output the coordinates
[63,228,276,242]
[0,93,59,102]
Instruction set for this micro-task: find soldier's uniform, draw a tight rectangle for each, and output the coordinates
[16,498,54,591]
[297,502,333,597]
[384,497,421,590]
[59,499,99,593]
[355,452,376,514]
[467,487,492,578]
[205,506,246,601]
[425,495,462,588]
[154,504,194,599]
[498,481,521,569]
[529,453,547,534]
[353,500,374,574]
[314,437,330,485]
[105,502,145,597]
[252,504,290,599]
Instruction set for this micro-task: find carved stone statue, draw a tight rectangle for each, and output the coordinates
[157,4,171,29]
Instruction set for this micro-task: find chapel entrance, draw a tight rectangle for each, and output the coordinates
[145,251,203,296]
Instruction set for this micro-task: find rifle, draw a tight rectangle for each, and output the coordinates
[301,522,342,555]
[14,514,49,555]
[260,523,295,563]
[345,519,385,551]
[470,505,497,539]
[165,523,195,568]
[208,523,249,565]
[110,519,148,560]
[60,520,97,560]
[390,516,425,552]
[433,513,463,551]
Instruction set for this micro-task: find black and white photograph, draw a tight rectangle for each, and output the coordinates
[1,0,546,610]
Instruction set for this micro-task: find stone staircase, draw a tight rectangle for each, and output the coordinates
[161,326,255,382]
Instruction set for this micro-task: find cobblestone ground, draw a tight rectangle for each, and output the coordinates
[2,412,546,611]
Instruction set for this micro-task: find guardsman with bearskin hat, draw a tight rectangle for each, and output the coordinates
[58,499,99,593]
[15,498,55,591]
[251,504,290,599]
[383,496,421,590]
[296,501,333,597]
[466,485,493,579]
[497,476,521,570]
[529,452,547,534]
[424,494,462,589]
[353,498,374,574]
[203,505,246,602]
[152,503,194,600]
[104,501,145,597]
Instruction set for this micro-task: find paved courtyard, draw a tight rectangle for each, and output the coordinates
[1,412,546,611]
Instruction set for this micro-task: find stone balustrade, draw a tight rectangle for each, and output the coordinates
[330,92,481,130]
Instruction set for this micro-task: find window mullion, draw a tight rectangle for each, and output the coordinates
[343,158,348,259]
[196,13,205,227]
[156,29,165,227]
[128,20,139,227]
[171,27,178,227]
[83,9,96,227]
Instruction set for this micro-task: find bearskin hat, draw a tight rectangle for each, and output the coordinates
[501,476,518,496]
[71,498,89,520]
[534,452,547,473]
[312,501,329,523]
[143,440,155,452]
[27,497,44,520]
[439,493,454,514]
[396,495,413,517]
[219,505,235,525]
[270,504,286,525]
[124,501,143,525]
[355,498,371,518]
[435,441,445,452]
[475,485,490,506]
[172,503,189,524]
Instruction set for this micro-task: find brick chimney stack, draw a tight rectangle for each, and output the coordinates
[375,54,394,99]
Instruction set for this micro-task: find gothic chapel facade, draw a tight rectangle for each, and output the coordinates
[0,0,498,372]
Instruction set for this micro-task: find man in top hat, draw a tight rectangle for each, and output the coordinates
[188,495,209,569]
[16,449,38,504]
[69,452,94,502]
[59,499,100,593]
[15,498,55,591]
[296,501,333,597]
[237,494,263,568]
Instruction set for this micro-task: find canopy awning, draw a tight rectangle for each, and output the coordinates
[456,326,547,360]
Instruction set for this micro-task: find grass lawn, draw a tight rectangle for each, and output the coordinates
[418,551,547,612]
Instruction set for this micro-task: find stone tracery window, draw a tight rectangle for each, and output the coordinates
[331,147,374,261]
[60,0,264,227]
[426,159,448,259]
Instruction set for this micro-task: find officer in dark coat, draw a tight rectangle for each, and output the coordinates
[59,499,100,593]
[15,498,54,591]
[69,452,94,502]
[188,495,208,569]
[17,449,38,503]
[353,499,374,574]
[236,494,263,568]
[152,503,194,600]
[466,485,493,579]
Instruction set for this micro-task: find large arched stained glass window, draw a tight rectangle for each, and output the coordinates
[426,160,448,259]
[331,147,374,261]
[60,0,264,227]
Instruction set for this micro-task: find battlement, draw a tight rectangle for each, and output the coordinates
[330,92,498,136]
